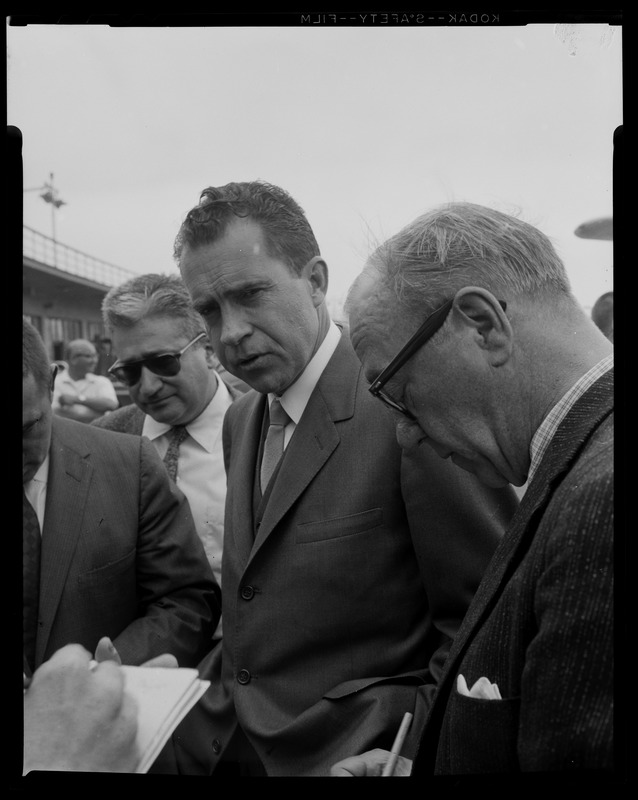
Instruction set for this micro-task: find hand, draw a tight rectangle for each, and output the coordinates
[94,636,179,669]
[330,748,412,777]
[23,643,139,773]
[59,392,79,406]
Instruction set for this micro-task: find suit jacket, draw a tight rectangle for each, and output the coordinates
[35,416,221,668]
[412,370,614,777]
[172,329,519,776]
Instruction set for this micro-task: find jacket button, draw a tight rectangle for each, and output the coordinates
[212,738,222,754]
[237,669,251,685]
[240,585,255,600]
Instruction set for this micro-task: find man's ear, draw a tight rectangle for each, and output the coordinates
[49,364,58,395]
[303,256,329,307]
[452,287,512,366]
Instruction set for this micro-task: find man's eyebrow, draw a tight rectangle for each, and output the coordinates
[194,278,273,311]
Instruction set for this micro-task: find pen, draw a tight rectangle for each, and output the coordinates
[382,711,413,777]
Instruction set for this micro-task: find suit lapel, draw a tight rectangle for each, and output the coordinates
[249,329,359,558]
[414,369,614,773]
[37,420,93,663]
[227,392,267,565]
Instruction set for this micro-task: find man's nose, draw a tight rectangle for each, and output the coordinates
[395,417,428,451]
[136,366,164,396]
[219,311,251,347]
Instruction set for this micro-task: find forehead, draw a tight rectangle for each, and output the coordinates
[69,342,96,357]
[111,316,191,357]
[180,217,289,297]
[349,272,411,376]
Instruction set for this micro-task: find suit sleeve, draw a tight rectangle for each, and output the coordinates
[400,442,518,725]
[518,455,613,770]
[111,437,221,668]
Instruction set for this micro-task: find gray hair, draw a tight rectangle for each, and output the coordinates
[102,273,206,340]
[64,339,96,359]
[364,202,574,314]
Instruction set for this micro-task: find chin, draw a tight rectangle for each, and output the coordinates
[451,455,510,488]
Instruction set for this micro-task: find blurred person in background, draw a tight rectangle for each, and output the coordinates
[52,338,118,423]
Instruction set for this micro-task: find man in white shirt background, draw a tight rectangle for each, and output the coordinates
[94,273,242,638]
[52,338,118,423]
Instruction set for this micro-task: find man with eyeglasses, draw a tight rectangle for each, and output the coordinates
[162,181,519,777]
[331,202,614,777]
[22,318,220,674]
[94,273,242,634]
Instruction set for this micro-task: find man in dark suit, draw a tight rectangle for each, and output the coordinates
[94,273,243,626]
[333,202,614,777]
[168,181,519,776]
[22,318,221,672]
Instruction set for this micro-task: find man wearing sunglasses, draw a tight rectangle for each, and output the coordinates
[331,201,614,777]
[164,181,519,777]
[94,273,242,636]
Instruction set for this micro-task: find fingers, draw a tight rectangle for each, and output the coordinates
[141,653,179,669]
[330,749,393,777]
[94,636,122,665]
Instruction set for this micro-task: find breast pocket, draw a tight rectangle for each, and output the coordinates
[444,690,521,774]
[76,546,137,611]
[296,507,384,544]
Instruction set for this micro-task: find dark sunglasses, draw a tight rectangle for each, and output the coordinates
[108,332,206,387]
[369,298,506,419]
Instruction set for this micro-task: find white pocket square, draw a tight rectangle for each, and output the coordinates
[457,674,502,700]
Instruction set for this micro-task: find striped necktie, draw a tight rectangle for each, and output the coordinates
[163,425,189,482]
[23,488,41,672]
[260,397,291,492]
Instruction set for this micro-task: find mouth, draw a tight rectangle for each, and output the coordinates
[236,353,267,370]
[145,395,174,407]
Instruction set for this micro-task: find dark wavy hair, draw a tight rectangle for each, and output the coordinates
[173,181,320,275]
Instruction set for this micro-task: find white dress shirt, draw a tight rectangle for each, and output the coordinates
[143,374,233,638]
[270,321,342,448]
[23,455,49,532]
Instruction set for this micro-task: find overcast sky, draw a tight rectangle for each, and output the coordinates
[8,18,621,315]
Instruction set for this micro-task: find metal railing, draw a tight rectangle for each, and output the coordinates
[23,225,137,288]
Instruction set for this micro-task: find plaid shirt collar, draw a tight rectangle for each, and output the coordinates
[527,353,614,484]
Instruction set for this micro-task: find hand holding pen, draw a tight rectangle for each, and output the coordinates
[329,712,413,776]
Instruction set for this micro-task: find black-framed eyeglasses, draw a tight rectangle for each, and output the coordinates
[368,298,507,419]
[108,332,206,387]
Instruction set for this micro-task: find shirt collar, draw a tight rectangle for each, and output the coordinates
[528,353,613,482]
[24,453,49,498]
[273,321,341,423]
[142,371,233,453]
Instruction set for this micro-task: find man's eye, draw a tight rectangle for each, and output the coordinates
[23,420,39,435]
[242,287,263,301]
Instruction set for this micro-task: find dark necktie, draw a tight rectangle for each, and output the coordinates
[260,398,291,492]
[163,425,189,482]
[23,488,41,672]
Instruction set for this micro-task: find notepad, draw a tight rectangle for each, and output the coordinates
[120,665,210,773]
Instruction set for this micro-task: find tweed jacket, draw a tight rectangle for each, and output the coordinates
[34,416,221,669]
[412,370,614,777]
[171,328,519,776]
